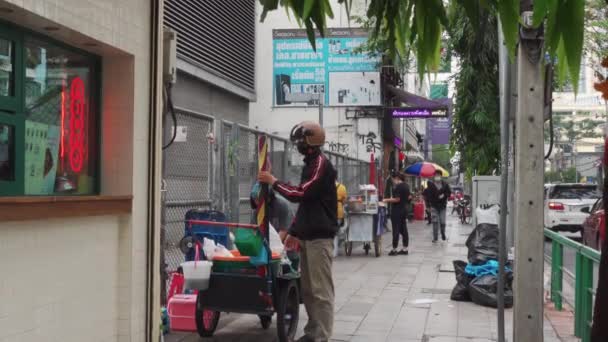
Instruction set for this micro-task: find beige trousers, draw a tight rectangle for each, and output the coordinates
[300,238,335,342]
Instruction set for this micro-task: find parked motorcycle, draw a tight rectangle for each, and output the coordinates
[457,197,472,224]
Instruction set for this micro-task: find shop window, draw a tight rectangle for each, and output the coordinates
[0,23,99,196]
[0,123,13,180]
[0,37,13,97]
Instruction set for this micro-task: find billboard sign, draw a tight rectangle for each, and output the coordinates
[273,28,381,107]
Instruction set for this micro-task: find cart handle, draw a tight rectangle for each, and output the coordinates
[185,219,259,230]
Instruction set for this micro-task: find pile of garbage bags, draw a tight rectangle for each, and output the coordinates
[450,223,514,308]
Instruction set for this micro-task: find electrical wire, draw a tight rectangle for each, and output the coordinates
[575,159,602,168]
[163,83,178,150]
[545,110,554,160]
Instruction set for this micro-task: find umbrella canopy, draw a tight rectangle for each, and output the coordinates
[404,162,450,178]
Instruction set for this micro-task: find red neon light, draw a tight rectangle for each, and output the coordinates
[69,77,85,173]
[60,83,65,160]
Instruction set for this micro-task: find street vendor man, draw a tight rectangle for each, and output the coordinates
[258,121,338,342]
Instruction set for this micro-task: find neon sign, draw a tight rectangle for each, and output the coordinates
[387,107,448,118]
[69,77,85,173]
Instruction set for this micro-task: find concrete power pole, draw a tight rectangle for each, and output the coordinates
[513,1,545,341]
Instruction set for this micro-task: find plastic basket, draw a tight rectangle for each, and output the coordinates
[181,260,212,290]
[234,228,263,256]
[212,250,280,273]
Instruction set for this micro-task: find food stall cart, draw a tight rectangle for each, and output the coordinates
[344,184,383,257]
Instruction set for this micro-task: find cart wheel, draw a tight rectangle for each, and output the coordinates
[344,241,353,256]
[259,315,272,330]
[276,280,300,342]
[374,237,381,257]
[364,243,370,255]
[195,293,220,337]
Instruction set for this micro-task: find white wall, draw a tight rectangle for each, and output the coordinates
[249,0,380,161]
[0,0,153,341]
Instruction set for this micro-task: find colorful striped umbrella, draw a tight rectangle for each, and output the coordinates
[404,162,450,178]
[256,135,270,235]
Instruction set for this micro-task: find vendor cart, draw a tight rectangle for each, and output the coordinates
[343,185,384,257]
[183,218,300,342]
[344,212,382,257]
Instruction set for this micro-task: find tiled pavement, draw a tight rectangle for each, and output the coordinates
[166,215,573,342]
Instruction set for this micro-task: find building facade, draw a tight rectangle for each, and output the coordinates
[249,0,384,163]
[0,0,162,341]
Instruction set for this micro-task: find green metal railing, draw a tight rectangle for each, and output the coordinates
[545,228,601,342]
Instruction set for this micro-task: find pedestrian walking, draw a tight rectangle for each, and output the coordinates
[258,121,337,342]
[336,181,347,227]
[427,170,451,242]
[422,185,432,225]
[383,171,411,256]
[334,181,348,257]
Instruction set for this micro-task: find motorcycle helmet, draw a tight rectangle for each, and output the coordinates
[290,121,325,154]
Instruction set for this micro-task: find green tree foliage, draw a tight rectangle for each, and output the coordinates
[584,0,608,74]
[258,0,587,91]
[545,167,579,183]
[449,3,500,176]
[548,114,604,145]
[431,144,451,170]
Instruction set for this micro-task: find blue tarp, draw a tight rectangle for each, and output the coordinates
[465,260,512,277]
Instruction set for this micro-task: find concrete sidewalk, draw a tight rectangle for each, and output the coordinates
[167,215,572,342]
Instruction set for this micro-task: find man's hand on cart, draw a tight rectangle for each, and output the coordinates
[258,171,277,185]
[284,234,300,251]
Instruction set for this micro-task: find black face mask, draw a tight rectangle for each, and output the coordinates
[297,143,309,155]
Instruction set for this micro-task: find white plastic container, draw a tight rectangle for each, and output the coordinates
[181,260,212,290]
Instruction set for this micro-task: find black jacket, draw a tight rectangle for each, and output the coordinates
[273,151,338,240]
[427,181,451,210]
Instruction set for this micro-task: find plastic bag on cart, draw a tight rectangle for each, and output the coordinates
[468,274,513,308]
[465,223,499,265]
[450,260,475,302]
[202,238,217,260]
[269,223,284,254]
[214,243,233,258]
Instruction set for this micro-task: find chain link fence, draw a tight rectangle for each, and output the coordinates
[162,117,370,293]
[162,108,214,284]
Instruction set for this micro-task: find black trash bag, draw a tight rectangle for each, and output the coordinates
[465,223,499,265]
[450,260,475,301]
[468,273,514,308]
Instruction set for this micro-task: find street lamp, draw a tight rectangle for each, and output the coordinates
[285,92,324,127]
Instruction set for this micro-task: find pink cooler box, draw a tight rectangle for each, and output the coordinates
[167,294,197,332]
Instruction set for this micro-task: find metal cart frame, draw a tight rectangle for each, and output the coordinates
[184,219,301,342]
[343,212,382,257]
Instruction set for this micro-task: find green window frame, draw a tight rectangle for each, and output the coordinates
[0,22,101,196]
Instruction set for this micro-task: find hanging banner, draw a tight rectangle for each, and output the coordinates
[273,28,381,107]
[427,118,452,145]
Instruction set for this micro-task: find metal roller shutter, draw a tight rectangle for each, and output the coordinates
[164,0,256,92]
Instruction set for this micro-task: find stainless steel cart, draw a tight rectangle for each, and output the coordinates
[344,211,381,257]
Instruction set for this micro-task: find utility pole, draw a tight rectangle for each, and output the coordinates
[319,91,324,128]
[513,1,545,341]
[497,18,512,342]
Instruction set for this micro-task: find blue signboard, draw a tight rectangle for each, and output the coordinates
[273,28,381,107]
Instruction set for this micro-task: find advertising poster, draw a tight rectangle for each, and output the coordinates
[273,28,381,107]
[24,121,60,195]
[426,117,452,145]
